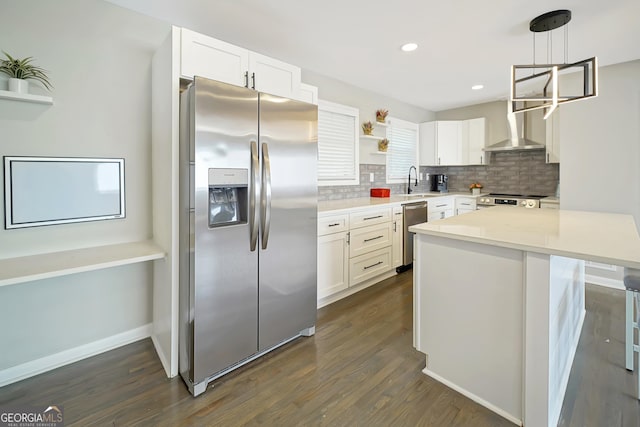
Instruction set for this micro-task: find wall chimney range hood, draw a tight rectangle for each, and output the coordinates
[483,105,545,152]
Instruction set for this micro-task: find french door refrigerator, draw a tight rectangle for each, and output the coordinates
[179,77,318,396]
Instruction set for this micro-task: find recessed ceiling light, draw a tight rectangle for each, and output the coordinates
[472,84,484,90]
[401,43,418,52]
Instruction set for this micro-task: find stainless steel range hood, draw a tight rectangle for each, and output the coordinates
[483,106,545,152]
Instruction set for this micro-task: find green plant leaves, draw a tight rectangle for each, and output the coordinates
[0,51,53,90]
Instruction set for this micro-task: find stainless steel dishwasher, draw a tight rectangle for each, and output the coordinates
[399,201,428,271]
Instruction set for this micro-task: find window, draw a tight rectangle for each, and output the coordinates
[386,117,418,183]
[317,100,359,186]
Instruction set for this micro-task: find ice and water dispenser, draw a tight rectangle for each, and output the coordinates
[208,168,248,228]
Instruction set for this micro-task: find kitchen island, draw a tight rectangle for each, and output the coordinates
[409,207,640,427]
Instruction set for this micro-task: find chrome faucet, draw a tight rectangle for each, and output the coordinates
[407,166,418,194]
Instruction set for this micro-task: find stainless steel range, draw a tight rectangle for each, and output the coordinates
[476,193,545,209]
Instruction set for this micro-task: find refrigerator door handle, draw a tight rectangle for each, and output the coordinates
[260,142,272,250]
[250,140,260,251]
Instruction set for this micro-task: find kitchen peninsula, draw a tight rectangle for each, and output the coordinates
[410,207,640,427]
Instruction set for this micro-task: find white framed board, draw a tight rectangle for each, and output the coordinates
[3,156,125,229]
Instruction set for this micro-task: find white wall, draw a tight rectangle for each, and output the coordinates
[559,59,640,285]
[302,70,434,165]
[0,0,168,372]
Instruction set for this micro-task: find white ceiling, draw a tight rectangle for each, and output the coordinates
[106,0,640,112]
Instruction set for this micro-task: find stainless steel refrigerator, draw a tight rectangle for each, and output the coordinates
[178,77,318,396]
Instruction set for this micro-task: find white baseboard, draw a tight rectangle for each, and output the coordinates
[0,323,152,387]
[151,333,172,378]
[585,274,624,290]
[422,368,523,426]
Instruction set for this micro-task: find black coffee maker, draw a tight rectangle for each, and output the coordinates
[429,174,449,193]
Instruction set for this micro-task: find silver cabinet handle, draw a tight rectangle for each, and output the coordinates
[249,140,259,251]
[364,261,383,270]
[346,232,350,244]
[364,235,384,243]
[480,155,483,164]
[261,143,272,250]
[251,72,256,90]
[328,223,341,227]
[364,215,383,221]
[546,153,550,163]
[435,204,447,208]
[244,71,249,88]
[393,221,397,232]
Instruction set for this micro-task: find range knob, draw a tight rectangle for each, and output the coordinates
[520,200,527,206]
[527,200,535,207]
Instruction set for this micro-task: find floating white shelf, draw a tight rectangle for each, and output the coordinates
[371,151,388,155]
[0,240,165,287]
[360,134,380,140]
[0,89,53,105]
[375,121,388,127]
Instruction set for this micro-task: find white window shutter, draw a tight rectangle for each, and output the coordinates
[386,117,418,182]
[317,100,359,185]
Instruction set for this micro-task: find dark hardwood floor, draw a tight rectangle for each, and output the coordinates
[1,273,638,426]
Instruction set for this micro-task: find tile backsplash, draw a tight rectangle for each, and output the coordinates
[318,150,559,201]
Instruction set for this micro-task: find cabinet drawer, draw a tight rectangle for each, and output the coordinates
[349,247,392,286]
[318,214,349,236]
[349,222,392,258]
[430,197,454,211]
[349,208,391,229]
[455,197,476,210]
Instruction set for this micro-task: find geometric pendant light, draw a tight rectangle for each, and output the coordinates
[510,10,598,119]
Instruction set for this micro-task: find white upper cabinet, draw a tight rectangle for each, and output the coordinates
[545,110,560,163]
[180,28,248,87]
[461,118,486,165]
[298,83,319,105]
[419,121,462,166]
[419,119,486,166]
[248,52,301,99]
[180,28,305,101]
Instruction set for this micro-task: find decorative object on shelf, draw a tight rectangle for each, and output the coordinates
[362,121,374,135]
[375,109,389,123]
[377,138,389,152]
[469,182,483,195]
[370,188,390,198]
[0,51,53,94]
[510,10,597,120]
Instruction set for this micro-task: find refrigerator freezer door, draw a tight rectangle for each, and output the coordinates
[191,78,259,383]
[258,94,318,351]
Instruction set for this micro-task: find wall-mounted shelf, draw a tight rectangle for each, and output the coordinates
[375,121,388,127]
[0,89,54,105]
[360,135,380,140]
[0,240,165,288]
[372,151,388,155]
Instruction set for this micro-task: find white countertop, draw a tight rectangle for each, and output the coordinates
[318,192,473,213]
[409,206,640,269]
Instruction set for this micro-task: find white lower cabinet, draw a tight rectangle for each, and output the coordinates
[349,247,392,286]
[455,196,477,215]
[392,207,403,268]
[318,206,397,303]
[317,231,349,299]
[428,197,454,221]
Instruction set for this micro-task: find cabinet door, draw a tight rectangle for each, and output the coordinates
[248,52,301,99]
[545,109,560,163]
[318,232,349,299]
[392,209,403,268]
[463,118,486,165]
[180,28,248,86]
[419,122,437,166]
[436,121,462,165]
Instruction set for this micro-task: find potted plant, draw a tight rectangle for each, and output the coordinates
[375,109,389,123]
[0,52,52,94]
[362,121,374,135]
[469,182,483,195]
[378,138,389,152]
